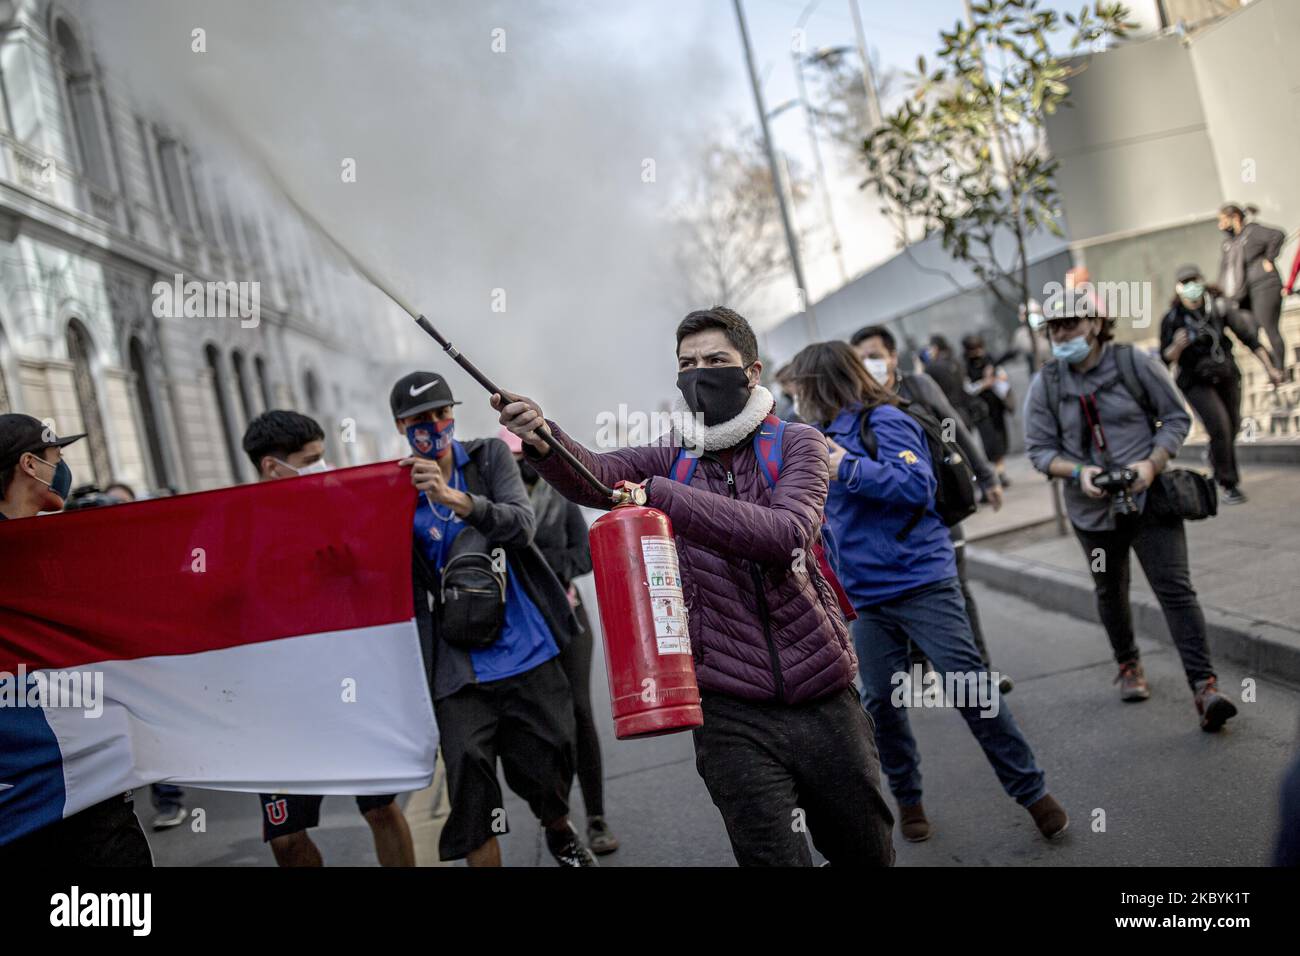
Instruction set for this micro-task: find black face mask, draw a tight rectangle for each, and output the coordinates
[517,459,539,486]
[677,366,752,426]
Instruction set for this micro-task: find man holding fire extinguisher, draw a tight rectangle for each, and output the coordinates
[494,306,896,867]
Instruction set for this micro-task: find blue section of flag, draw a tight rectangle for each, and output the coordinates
[0,680,67,845]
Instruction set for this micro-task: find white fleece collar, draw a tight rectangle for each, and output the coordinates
[673,385,775,452]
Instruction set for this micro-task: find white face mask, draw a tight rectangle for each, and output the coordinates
[275,457,331,476]
[863,357,891,385]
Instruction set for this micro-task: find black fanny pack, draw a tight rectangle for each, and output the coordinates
[1147,468,1218,521]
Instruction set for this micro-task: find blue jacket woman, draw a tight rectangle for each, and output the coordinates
[786,341,1065,846]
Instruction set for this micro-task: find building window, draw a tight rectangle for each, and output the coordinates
[231,349,255,425]
[53,18,111,189]
[205,344,243,481]
[157,134,194,231]
[128,337,169,488]
[254,355,273,410]
[65,319,110,484]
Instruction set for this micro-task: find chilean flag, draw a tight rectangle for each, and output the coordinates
[0,463,437,846]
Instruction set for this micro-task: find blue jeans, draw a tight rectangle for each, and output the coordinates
[852,577,1047,809]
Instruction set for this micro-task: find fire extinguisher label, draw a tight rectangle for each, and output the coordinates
[640,535,691,655]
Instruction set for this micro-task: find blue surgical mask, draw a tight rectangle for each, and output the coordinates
[1051,334,1092,365]
[406,419,455,459]
[31,455,73,503]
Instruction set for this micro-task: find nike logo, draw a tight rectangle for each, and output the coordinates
[409,380,440,397]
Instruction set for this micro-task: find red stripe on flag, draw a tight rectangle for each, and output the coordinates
[0,462,418,672]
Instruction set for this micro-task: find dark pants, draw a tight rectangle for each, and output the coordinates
[853,578,1047,809]
[433,656,576,861]
[909,541,991,667]
[151,783,184,813]
[1242,279,1285,370]
[0,794,152,866]
[557,598,604,817]
[1184,374,1242,488]
[693,687,895,867]
[1073,511,1215,688]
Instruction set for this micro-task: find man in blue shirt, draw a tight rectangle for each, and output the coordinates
[393,371,594,867]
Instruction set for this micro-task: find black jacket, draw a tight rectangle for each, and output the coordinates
[1159,295,1260,390]
[1220,221,1286,298]
[527,478,592,587]
[411,437,580,700]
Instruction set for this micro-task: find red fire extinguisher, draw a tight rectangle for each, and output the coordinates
[407,315,703,741]
[588,482,703,739]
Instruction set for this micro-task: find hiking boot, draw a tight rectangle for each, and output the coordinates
[898,803,931,843]
[586,816,620,855]
[1115,661,1150,702]
[1193,676,1238,733]
[1220,485,1248,505]
[545,822,599,867]
[1027,794,1069,840]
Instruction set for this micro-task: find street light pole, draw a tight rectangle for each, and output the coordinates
[793,48,848,285]
[847,0,883,130]
[732,0,818,340]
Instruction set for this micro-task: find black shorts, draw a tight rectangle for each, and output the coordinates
[434,656,576,861]
[0,793,153,867]
[258,792,396,842]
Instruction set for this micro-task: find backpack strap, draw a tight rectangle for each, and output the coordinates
[668,447,700,485]
[1112,344,1160,432]
[752,413,785,490]
[1042,359,1063,446]
[857,408,880,460]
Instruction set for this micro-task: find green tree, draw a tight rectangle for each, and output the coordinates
[860,0,1137,366]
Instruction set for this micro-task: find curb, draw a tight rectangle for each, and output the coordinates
[1184,440,1300,466]
[965,545,1300,687]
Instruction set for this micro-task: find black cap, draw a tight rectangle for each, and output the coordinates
[0,414,85,470]
[389,371,460,419]
[1174,264,1202,284]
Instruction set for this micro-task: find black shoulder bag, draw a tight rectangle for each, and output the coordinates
[436,451,508,651]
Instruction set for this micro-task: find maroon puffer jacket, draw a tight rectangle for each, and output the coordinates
[530,419,856,704]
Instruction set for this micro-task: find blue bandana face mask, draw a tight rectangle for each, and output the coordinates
[406,419,454,460]
[1051,333,1092,365]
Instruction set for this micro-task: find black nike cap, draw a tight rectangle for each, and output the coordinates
[0,414,85,470]
[389,371,461,419]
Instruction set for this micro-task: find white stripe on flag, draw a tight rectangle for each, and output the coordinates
[40,620,437,820]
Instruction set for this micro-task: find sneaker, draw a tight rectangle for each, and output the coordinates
[1114,661,1150,702]
[898,803,931,843]
[586,816,620,855]
[545,822,599,867]
[1220,485,1248,505]
[1027,794,1069,840]
[152,806,187,830]
[1193,676,1238,733]
[998,674,1015,695]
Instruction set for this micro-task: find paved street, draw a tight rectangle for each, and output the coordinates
[142,576,1299,867]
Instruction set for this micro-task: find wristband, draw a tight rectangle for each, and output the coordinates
[1071,463,1083,482]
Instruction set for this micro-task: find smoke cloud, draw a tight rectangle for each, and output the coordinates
[79,0,728,443]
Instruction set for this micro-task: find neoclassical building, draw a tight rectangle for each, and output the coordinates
[0,0,411,493]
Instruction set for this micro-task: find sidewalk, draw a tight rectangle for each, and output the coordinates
[963,455,1300,685]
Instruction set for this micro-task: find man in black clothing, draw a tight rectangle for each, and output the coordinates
[851,327,1012,694]
[1217,203,1288,371]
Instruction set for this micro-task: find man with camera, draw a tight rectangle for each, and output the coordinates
[1023,307,1237,732]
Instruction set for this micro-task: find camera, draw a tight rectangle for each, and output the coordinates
[1091,467,1140,517]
